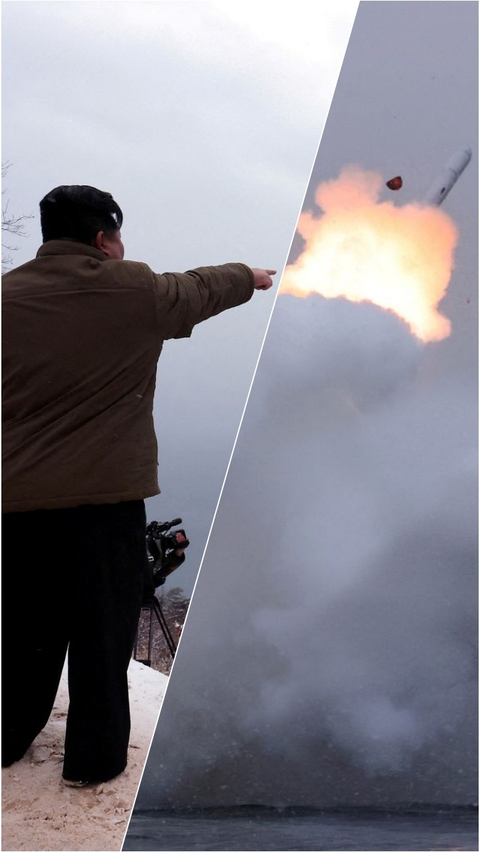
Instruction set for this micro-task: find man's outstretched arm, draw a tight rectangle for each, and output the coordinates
[150,263,277,339]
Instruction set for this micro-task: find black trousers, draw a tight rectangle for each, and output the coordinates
[2,500,147,782]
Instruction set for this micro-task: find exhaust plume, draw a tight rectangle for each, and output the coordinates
[281,166,459,342]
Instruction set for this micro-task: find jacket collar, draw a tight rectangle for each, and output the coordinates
[36,240,108,262]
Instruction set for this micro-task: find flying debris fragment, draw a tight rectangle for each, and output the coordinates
[424,147,472,206]
[386,176,403,191]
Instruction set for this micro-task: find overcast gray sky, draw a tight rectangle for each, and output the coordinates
[131,1,478,815]
[2,0,357,594]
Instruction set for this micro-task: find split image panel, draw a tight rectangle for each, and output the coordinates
[124,3,478,851]
[1,3,357,850]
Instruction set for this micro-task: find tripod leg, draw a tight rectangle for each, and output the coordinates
[151,598,177,658]
[147,606,154,665]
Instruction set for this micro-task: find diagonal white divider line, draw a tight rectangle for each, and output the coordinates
[121,4,360,844]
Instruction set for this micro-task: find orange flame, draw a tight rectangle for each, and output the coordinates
[280,166,459,342]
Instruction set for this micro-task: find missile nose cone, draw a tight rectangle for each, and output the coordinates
[446,147,472,172]
[424,145,472,206]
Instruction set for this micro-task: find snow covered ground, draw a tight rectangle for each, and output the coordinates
[2,660,167,851]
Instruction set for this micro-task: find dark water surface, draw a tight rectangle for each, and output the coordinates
[123,806,478,851]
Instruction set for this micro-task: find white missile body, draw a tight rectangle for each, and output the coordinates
[424,147,472,206]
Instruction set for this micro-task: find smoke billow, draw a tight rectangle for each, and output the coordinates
[136,290,477,810]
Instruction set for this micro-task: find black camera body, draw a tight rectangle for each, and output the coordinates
[146,518,189,589]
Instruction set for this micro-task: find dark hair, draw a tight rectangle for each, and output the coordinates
[39,185,123,245]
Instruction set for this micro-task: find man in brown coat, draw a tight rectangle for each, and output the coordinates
[2,184,275,785]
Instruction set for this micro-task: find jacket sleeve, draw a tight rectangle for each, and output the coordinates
[151,263,255,339]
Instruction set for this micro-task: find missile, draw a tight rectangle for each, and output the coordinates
[424,147,472,206]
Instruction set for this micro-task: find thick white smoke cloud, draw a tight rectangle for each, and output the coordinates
[136,295,477,809]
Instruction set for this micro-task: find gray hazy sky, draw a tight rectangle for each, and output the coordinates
[2,0,357,594]
[130,1,478,815]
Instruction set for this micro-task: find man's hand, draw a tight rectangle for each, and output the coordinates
[252,268,277,291]
[173,531,188,556]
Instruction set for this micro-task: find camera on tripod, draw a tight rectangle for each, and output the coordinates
[146,517,190,589]
[135,517,190,663]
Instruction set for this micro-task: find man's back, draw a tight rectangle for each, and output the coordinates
[3,241,164,511]
[3,239,254,512]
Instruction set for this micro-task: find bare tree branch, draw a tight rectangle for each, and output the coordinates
[2,162,34,271]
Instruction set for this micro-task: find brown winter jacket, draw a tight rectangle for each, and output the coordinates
[2,240,254,513]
